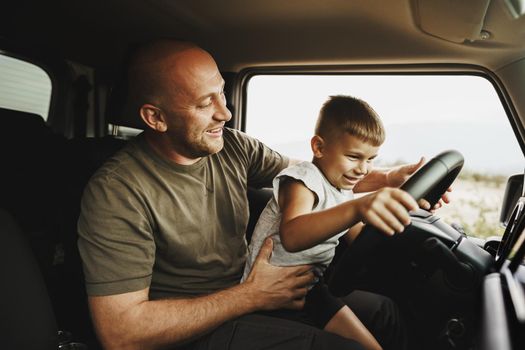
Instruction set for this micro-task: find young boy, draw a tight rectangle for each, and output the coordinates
[242,95,421,350]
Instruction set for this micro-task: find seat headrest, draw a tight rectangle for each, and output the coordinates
[0,107,48,135]
[105,79,146,130]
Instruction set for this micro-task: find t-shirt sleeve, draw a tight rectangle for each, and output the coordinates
[77,173,156,296]
[226,128,289,188]
[272,162,325,206]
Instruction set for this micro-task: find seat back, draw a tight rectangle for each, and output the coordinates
[0,209,58,350]
[0,107,68,234]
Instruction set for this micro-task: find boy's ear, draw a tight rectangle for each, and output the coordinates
[139,104,168,132]
[311,135,325,158]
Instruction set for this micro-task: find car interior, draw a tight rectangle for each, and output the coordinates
[1,0,525,349]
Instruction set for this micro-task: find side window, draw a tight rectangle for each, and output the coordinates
[0,54,52,119]
[108,124,142,139]
[245,74,524,239]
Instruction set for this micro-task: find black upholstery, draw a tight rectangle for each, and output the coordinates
[0,107,68,234]
[0,108,73,337]
[105,71,145,129]
[0,209,58,350]
[0,107,127,348]
[246,187,272,243]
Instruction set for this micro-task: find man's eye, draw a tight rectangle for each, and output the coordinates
[347,155,358,160]
[198,101,213,109]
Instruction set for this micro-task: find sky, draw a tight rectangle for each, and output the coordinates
[245,74,524,175]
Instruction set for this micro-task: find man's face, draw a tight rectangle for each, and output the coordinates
[158,48,232,160]
[315,133,380,190]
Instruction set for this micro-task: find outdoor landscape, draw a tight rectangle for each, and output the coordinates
[433,170,507,239]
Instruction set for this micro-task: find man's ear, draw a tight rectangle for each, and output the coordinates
[139,104,167,132]
[311,135,325,158]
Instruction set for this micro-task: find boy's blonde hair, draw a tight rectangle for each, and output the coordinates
[315,95,385,146]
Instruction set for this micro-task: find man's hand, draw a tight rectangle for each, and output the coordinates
[244,238,314,310]
[385,157,425,187]
[356,187,419,235]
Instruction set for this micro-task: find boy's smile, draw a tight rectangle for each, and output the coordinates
[313,133,380,191]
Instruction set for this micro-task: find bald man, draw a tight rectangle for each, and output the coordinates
[78,40,408,350]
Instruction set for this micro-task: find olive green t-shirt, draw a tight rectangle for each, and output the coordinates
[77,128,288,299]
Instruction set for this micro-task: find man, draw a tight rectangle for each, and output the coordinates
[78,39,426,350]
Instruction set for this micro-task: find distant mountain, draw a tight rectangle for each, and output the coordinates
[380,122,523,175]
[270,121,524,175]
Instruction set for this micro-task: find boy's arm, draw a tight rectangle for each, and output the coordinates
[343,222,366,245]
[353,158,425,193]
[279,179,418,252]
[278,179,335,252]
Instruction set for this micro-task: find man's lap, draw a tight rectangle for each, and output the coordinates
[180,313,365,350]
[178,290,407,350]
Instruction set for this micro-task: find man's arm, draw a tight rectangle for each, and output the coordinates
[89,239,313,350]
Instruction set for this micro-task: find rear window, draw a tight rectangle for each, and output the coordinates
[0,54,52,120]
[245,74,524,239]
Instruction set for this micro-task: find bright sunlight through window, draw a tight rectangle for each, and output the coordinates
[245,74,524,239]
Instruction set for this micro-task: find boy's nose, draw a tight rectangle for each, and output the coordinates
[356,162,368,175]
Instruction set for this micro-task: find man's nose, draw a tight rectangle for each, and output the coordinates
[213,97,232,122]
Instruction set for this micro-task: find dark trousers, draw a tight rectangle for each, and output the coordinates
[179,290,408,350]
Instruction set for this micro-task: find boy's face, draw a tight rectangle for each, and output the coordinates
[313,133,380,190]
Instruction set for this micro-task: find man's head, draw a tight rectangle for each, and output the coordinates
[311,95,385,190]
[126,39,232,164]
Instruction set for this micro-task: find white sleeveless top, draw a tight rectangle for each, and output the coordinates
[242,161,354,282]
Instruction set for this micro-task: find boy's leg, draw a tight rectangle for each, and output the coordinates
[325,306,382,350]
[179,313,367,350]
[304,282,382,350]
[303,281,346,328]
[342,290,409,350]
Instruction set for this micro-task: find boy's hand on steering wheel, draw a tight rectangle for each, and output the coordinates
[357,187,418,236]
[418,187,452,212]
[386,157,452,211]
[385,157,425,187]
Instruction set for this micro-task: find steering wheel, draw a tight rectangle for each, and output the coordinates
[328,150,464,296]
[400,150,464,208]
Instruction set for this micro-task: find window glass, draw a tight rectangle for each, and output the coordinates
[0,54,52,120]
[107,124,142,139]
[245,74,524,239]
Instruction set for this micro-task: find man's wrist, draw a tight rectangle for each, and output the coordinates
[231,280,262,313]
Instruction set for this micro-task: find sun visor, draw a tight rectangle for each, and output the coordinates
[414,0,491,43]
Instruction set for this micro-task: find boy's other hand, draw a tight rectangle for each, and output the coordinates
[357,188,418,235]
[385,157,425,187]
[418,187,452,212]
[386,157,452,211]
[244,238,314,311]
